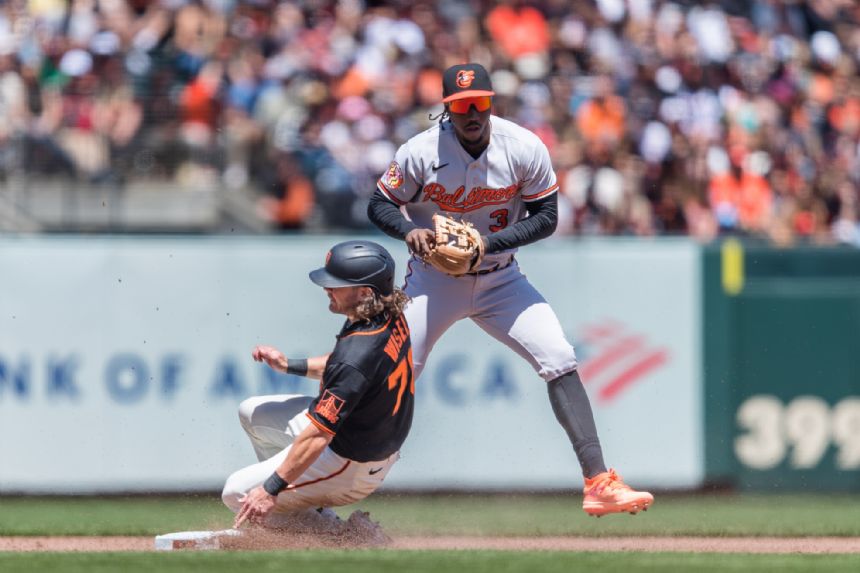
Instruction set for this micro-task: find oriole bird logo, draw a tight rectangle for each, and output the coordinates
[456,70,475,88]
[386,162,404,188]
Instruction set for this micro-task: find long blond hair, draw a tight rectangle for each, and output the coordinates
[353,287,411,322]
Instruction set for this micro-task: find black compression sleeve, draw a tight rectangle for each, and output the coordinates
[367,190,419,240]
[485,193,558,253]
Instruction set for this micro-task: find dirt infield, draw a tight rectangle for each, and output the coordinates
[2,536,860,553]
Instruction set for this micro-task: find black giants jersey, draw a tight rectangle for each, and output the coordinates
[306,312,414,463]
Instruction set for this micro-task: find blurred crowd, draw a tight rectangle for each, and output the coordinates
[2,0,860,246]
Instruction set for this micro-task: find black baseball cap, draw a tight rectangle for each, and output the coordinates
[442,63,495,103]
[309,240,396,296]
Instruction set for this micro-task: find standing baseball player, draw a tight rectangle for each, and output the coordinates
[367,63,652,516]
[222,240,414,529]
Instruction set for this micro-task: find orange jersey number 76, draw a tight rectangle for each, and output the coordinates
[387,347,414,416]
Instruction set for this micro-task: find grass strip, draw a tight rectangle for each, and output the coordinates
[0,550,859,573]
[1,494,860,537]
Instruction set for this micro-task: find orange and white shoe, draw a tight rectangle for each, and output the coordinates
[582,469,653,517]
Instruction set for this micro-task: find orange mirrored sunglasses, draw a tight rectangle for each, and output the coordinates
[447,96,492,114]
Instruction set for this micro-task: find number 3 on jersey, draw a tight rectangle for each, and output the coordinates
[489,209,509,232]
[387,348,414,416]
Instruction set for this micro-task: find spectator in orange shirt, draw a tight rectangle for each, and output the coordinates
[576,77,625,148]
[708,150,773,234]
[737,171,773,233]
[179,61,223,148]
[485,1,550,59]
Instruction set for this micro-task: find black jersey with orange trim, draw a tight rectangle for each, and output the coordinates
[307,311,414,463]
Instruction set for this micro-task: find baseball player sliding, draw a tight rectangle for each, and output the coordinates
[367,63,652,516]
[222,241,414,530]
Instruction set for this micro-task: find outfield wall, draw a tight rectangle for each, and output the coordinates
[0,236,701,492]
[703,242,860,491]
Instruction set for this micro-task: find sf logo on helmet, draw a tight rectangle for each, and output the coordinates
[456,70,475,88]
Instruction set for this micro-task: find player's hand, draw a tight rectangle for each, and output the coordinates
[234,486,277,528]
[252,345,287,373]
[406,228,435,258]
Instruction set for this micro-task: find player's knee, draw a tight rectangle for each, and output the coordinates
[237,397,258,429]
[238,394,310,430]
[539,347,578,382]
[221,473,245,512]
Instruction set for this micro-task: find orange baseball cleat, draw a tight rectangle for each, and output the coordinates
[582,469,654,517]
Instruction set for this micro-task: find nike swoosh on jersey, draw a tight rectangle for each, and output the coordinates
[431,163,449,172]
[369,467,384,475]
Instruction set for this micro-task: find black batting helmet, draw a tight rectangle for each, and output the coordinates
[309,240,396,296]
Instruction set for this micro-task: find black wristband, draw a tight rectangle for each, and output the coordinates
[286,358,308,376]
[262,472,289,496]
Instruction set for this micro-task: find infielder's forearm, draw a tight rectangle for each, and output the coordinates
[484,193,558,253]
[273,423,334,483]
[367,190,418,239]
[369,186,557,252]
